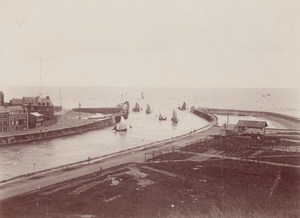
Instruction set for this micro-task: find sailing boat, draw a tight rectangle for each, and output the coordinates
[113,116,127,132]
[171,109,179,123]
[146,104,151,114]
[132,102,140,112]
[141,91,145,99]
[159,113,167,121]
[178,102,186,110]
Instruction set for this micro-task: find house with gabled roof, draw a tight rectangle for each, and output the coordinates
[236,120,268,135]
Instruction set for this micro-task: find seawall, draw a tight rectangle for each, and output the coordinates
[72,107,122,114]
[0,117,115,146]
[198,107,300,129]
[73,107,129,122]
[191,108,218,126]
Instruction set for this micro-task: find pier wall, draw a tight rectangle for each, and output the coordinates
[0,117,115,146]
[192,108,218,126]
[73,107,128,122]
[72,107,122,114]
[198,107,300,129]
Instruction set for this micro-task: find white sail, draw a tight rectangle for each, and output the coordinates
[171,109,178,123]
[116,116,127,131]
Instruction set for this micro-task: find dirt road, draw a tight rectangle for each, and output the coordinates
[0,126,219,201]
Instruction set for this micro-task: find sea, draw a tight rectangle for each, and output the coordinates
[0,87,299,180]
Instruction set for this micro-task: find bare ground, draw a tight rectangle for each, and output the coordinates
[1,136,299,218]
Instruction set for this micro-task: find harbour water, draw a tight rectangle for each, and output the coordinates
[0,87,299,180]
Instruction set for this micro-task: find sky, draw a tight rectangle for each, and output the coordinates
[0,0,299,88]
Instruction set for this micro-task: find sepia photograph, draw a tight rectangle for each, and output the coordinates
[0,0,299,217]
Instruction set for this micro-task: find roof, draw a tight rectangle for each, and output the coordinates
[10,98,23,105]
[30,112,43,117]
[0,106,8,113]
[237,120,268,128]
[10,96,53,106]
[36,97,53,106]
[5,105,26,112]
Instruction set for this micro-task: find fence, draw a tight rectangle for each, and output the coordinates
[144,136,214,162]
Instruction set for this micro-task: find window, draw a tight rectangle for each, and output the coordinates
[31,107,34,111]
[3,115,7,119]
[0,121,2,126]
[23,115,26,119]
[3,121,7,125]
[23,110,26,113]
[0,115,2,119]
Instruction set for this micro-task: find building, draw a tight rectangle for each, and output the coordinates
[29,112,43,128]
[236,120,268,135]
[10,96,56,127]
[6,106,29,131]
[0,107,9,132]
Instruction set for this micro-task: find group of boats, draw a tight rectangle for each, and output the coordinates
[132,102,151,114]
[113,100,185,132]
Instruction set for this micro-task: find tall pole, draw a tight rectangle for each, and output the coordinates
[33,163,35,173]
[79,102,81,120]
[39,57,43,97]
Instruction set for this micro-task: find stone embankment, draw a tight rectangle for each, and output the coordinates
[72,107,121,114]
[0,117,115,146]
[0,107,129,146]
[197,107,300,129]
